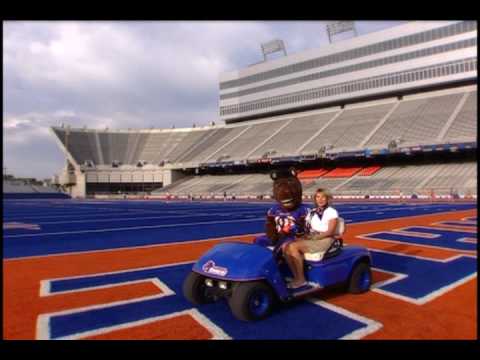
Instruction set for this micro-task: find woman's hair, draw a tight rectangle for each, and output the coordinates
[313,188,333,207]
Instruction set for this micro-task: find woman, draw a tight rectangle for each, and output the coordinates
[283,188,339,289]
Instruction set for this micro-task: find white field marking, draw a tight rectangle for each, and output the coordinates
[443,219,477,225]
[429,222,477,229]
[368,252,478,305]
[36,291,173,340]
[461,216,477,222]
[389,227,441,238]
[0,203,452,221]
[40,309,231,340]
[3,222,41,230]
[431,221,477,232]
[357,234,477,255]
[338,206,456,216]
[36,265,230,340]
[6,206,475,238]
[457,237,477,244]
[40,278,167,297]
[308,299,383,340]
[372,273,477,306]
[3,210,127,220]
[369,267,408,289]
[338,208,477,227]
[3,209,211,221]
[4,202,470,223]
[40,260,195,288]
[5,209,477,260]
[368,248,477,262]
[29,212,266,225]
[3,217,265,238]
[5,233,263,261]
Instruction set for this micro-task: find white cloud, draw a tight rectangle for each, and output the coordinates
[3,20,405,178]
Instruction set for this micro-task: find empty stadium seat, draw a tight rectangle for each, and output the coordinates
[298,169,329,179]
[356,166,382,176]
[323,167,362,178]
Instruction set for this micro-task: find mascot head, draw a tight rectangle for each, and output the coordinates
[271,167,303,211]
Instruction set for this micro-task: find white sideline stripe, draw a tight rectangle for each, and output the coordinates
[437,221,477,226]
[5,204,474,230]
[457,237,477,244]
[7,205,430,224]
[5,202,472,222]
[342,208,477,227]
[27,212,266,225]
[3,209,197,221]
[6,233,264,261]
[6,206,474,236]
[4,209,124,219]
[6,209,476,260]
[4,218,265,238]
[358,234,477,255]
[309,299,382,340]
[338,206,468,216]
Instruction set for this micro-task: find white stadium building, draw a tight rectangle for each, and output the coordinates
[51,20,477,199]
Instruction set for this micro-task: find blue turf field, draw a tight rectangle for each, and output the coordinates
[3,199,477,259]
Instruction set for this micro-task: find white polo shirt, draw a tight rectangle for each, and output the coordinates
[307,207,339,233]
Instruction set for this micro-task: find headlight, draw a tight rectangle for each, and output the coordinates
[205,278,214,287]
[218,281,228,290]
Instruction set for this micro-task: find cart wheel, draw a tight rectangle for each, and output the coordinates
[348,262,372,294]
[228,281,275,321]
[183,272,215,305]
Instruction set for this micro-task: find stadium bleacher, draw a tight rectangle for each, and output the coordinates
[51,85,477,199]
[442,91,477,142]
[53,87,476,168]
[153,161,477,198]
[3,180,70,199]
[323,167,363,178]
[48,21,476,200]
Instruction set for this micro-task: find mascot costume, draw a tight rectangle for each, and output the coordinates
[254,168,309,250]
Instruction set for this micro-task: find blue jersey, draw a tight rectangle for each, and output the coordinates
[267,203,310,237]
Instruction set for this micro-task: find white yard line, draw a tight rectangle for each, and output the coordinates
[3,217,265,238]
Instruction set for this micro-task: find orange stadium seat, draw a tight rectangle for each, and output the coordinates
[298,169,329,179]
[323,167,363,178]
[356,165,382,176]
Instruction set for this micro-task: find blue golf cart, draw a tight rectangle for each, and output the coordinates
[183,218,372,321]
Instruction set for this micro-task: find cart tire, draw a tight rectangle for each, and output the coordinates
[228,281,275,321]
[348,262,372,294]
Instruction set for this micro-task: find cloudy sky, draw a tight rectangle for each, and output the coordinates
[4,20,406,179]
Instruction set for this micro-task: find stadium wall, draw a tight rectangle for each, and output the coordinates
[220,21,477,123]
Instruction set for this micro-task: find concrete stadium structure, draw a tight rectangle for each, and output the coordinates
[51,21,477,199]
